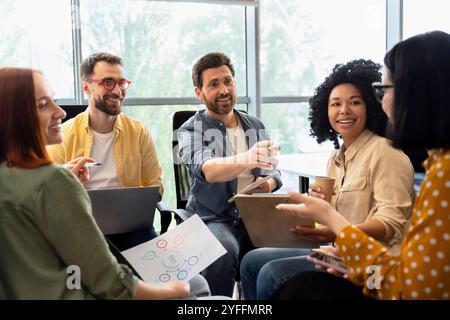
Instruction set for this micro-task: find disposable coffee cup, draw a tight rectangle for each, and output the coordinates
[314,176,335,203]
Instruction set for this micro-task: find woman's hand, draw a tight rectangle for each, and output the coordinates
[307,257,348,278]
[289,224,336,243]
[276,192,350,235]
[307,247,348,278]
[63,157,95,184]
[134,280,190,300]
[277,192,335,224]
[308,183,326,200]
[164,282,191,299]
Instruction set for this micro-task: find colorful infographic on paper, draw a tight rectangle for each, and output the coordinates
[122,214,226,286]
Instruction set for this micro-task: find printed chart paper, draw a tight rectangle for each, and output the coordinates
[122,214,226,286]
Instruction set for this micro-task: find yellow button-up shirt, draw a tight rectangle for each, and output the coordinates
[46,110,163,195]
[328,130,414,254]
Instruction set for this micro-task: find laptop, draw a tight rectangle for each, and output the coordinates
[234,194,319,248]
[87,186,160,235]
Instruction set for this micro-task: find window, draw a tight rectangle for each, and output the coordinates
[260,0,385,153]
[403,0,450,39]
[80,0,246,98]
[260,0,386,96]
[261,103,334,154]
[0,0,74,99]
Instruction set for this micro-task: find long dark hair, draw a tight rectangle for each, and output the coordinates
[384,30,450,150]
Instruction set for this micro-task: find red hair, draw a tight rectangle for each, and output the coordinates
[0,68,51,168]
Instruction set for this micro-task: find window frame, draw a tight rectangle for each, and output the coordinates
[66,0,403,112]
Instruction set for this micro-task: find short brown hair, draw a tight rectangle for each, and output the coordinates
[192,52,235,88]
[0,68,51,168]
[80,52,123,80]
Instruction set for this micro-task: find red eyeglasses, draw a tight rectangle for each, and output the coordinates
[87,78,131,91]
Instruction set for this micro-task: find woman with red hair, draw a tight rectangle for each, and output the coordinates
[0,68,189,299]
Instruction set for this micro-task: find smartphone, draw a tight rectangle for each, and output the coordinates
[308,250,348,274]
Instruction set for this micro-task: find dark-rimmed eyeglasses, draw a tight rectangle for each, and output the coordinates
[87,78,131,91]
[372,82,394,103]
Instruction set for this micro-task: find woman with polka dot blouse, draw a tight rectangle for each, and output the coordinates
[274,31,450,300]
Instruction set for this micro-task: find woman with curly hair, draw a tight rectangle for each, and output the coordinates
[240,59,414,300]
[309,59,391,149]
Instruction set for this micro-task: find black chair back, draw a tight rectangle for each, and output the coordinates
[404,148,427,173]
[60,105,87,122]
[172,111,196,211]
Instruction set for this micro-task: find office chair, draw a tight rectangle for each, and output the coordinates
[171,110,197,224]
[403,148,428,193]
[172,110,247,299]
[59,105,172,236]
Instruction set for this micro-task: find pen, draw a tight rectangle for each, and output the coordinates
[84,162,102,167]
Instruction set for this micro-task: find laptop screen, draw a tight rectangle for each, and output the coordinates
[87,186,159,235]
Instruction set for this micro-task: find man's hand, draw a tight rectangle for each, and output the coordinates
[246,177,272,194]
[201,140,280,183]
[238,140,280,170]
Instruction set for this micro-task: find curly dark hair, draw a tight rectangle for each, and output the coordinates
[309,59,387,149]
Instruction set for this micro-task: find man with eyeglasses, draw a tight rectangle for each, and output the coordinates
[47,52,163,250]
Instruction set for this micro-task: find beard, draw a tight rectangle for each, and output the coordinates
[203,93,236,116]
[93,93,124,116]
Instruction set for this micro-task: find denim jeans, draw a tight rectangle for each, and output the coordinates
[201,220,255,297]
[240,247,316,300]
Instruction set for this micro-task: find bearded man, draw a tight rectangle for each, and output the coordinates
[47,53,162,251]
[177,52,282,297]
